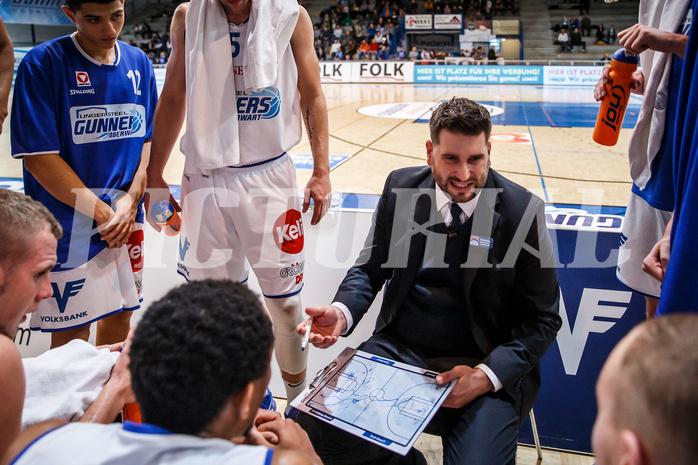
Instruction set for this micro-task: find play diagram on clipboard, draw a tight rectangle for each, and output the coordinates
[289,347,454,455]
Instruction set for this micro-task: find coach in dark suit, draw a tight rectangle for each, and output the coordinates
[297,98,561,465]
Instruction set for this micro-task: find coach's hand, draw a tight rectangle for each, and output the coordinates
[297,306,346,349]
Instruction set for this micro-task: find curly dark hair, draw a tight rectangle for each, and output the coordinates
[129,280,274,435]
[429,97,492,144]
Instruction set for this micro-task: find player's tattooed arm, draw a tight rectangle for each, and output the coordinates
[292,6,331,225]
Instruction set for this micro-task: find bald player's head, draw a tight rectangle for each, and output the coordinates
[592,314,698,465]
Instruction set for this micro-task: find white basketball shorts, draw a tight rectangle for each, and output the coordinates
[177,154,305,298]
[617,193,672,298]
[31,224,144,331]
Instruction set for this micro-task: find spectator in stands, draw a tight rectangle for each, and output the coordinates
[0,17,13,134]
[607,25,617,44]
[561,15,569,30]
[570,16,579,31]
[331,38,343,59]
[581,14,591,37]
[355,23,366,42]
[558,28,570,52]
[494,0,505,16]
[599,53,611,65]
[397,45,406,60]
[374,28,383,44]
[596,23,609,44]
[358,39,370,60]
[579,0,590,15]
[408,45,419,60]
[488,46,497,61]
[366,22,376,40]
[345,40,357,60]
[424,0,434,13]
[321,23,333,49]
[369,37,380,59]
[315,44,326,61]
[343,25,356,46]
[333,23,343,41]
[142,21,153,39]
[571,27,586,52]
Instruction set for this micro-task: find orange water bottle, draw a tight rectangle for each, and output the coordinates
[150,200,181,236]
[593,48,639,146]
[122,402,142,423]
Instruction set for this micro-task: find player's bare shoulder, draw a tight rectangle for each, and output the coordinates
[172,2,188,30]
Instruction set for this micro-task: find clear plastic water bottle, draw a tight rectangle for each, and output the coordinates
[150,200,181,236]
[593,48,639,146]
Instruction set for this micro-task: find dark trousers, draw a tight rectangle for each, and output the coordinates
[297,333,520,465]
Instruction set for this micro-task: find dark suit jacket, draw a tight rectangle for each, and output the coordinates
[334,166,562,417]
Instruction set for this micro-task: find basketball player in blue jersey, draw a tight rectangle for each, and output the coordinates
[10,0,158,347]
[147,0,331,403]
[0,17,13,133]
[594,0,694,318]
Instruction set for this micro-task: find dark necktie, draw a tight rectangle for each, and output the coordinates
[449,203,463,232]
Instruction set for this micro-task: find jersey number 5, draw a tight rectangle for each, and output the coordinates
[230,32,240,58]
[127,70,142,96]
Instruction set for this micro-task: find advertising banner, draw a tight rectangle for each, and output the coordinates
[414,65,544,84]
[319,62,352,83]
[350,61,414,83]
[518,205,645,452]
[410,33,456,53]
[0,0,73,25]
[404,14,432,30]
[544,66,603,86]
[434,14,463,30]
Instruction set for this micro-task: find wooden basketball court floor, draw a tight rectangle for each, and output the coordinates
[0,82,620,464]
[1,82,633,207]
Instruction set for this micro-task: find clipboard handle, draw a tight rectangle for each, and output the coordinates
[310,361,337,389]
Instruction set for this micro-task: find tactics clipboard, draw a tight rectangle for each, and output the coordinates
[289,347,454,456]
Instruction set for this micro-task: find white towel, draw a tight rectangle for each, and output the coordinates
[628,0,690,189]
[22,340,119,428]
[244,0,300,91]
[183,0,299,174]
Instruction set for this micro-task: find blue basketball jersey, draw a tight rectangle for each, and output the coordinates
[631,1,696,211]
[11,34,157,270]
[658,0,698,316]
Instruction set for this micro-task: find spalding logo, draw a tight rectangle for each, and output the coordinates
[127,229,145,272]
[274,209,304,254]
[601,83,626,132]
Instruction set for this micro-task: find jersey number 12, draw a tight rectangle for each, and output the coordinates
[127,70,142,96]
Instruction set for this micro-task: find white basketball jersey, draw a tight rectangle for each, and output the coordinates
[11,422,272,465]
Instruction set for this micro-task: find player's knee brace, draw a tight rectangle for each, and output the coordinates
[264,295,307,375]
